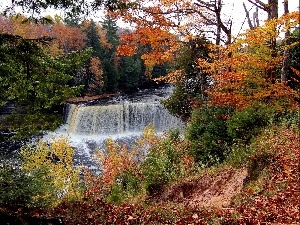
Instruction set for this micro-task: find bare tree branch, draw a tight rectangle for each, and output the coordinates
[243,2,254,29]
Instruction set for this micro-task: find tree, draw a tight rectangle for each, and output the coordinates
[194,0,232,45]
[84,56,105,95]
[285,27,300,90]
[161,36,212,121]
[51,21,86,54]
[247,0,278,20]
[118,55,142,90]
[4,0,131,17]
[0,33,91,137]
[83,20,103,57]
[198,12,299,111]
[101,15,120,92]
[82,20,108,93]
[247,0,279,79]
[281,0,290,82]
[114,0,236,80]
[243,3,260,30]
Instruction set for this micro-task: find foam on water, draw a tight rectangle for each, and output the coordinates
[43,86,184,170]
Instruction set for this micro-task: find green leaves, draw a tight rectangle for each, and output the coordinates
[0,34,91,137]
[186,105,233,165]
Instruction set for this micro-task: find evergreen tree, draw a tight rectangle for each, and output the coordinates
[0,34,91,137]
[63,11,84,27]
[83,20,107,93]
[84,20,103,57]
[118,55,142,90]
[101,15,120,92]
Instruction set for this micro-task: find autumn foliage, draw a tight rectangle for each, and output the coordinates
[198,12,300,110]
[1,1,300,224]
[219,127,300,224]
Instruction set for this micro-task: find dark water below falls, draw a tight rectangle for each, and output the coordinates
[44,85,184,171]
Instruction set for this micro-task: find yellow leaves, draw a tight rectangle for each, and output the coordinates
[154,69,185,83]
[7,14,48,39]
[95,139,138,188]
[21,138,82,206]
[94,125,158,189]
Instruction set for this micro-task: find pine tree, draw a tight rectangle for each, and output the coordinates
[101,15,120,92]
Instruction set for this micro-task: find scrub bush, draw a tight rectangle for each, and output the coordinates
[227,104,273,143]
[8,138,83,207]
[21,139,83,206]
[138,128,193,192]
[0,164,54,207]
[94,126,193,203]
[141,130,182,190]
[186,105,232,166]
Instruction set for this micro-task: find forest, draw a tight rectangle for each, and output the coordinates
[0,0,299,224]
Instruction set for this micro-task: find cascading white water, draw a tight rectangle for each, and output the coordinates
[44,85,184,170]
[66,102,182,135]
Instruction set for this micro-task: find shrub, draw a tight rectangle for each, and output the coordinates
[20,138,83,207]
[161,83,193,121]
[141,128,193,191]
[227,104,273,143]
[0,164,55,207]
[94,137,143,203]
[93,126,193,202]
[186,105,232,166]
[275,109,299,131]
[107,171,142,203]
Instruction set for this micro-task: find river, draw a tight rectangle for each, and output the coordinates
[43,85,184,171]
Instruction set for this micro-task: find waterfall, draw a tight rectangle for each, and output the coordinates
[65,102,183,135]
[44,86,184,170]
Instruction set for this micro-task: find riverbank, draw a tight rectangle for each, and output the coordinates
[66,93,116,104]
[1,125,299,224]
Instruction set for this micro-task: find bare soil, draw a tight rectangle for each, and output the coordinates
[150,167,248,209]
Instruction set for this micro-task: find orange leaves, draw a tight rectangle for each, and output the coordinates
[290,66,300,78]
[113,0,198,73]
[200,12,299,110]
[117,32,139,56]
[116,44,136,56]
[0,14,87,56]
[51,23,86,53]
[154,69,185,83]
[117,26,180,74]
[87,56,104,91]
[95,139,138,188]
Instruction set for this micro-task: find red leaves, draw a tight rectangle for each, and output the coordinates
[201,13,300,110]
[220,128,300,224]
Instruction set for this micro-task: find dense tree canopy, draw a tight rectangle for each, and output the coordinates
[0,33,91,136]
[0,0,300,224]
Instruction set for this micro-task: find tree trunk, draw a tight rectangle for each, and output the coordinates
[281,0,290,83]
[253,7,259,27]
[268,0,278,20]
[243,2,254,29]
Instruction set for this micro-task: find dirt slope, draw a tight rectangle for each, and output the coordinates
[150,167,248,209]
